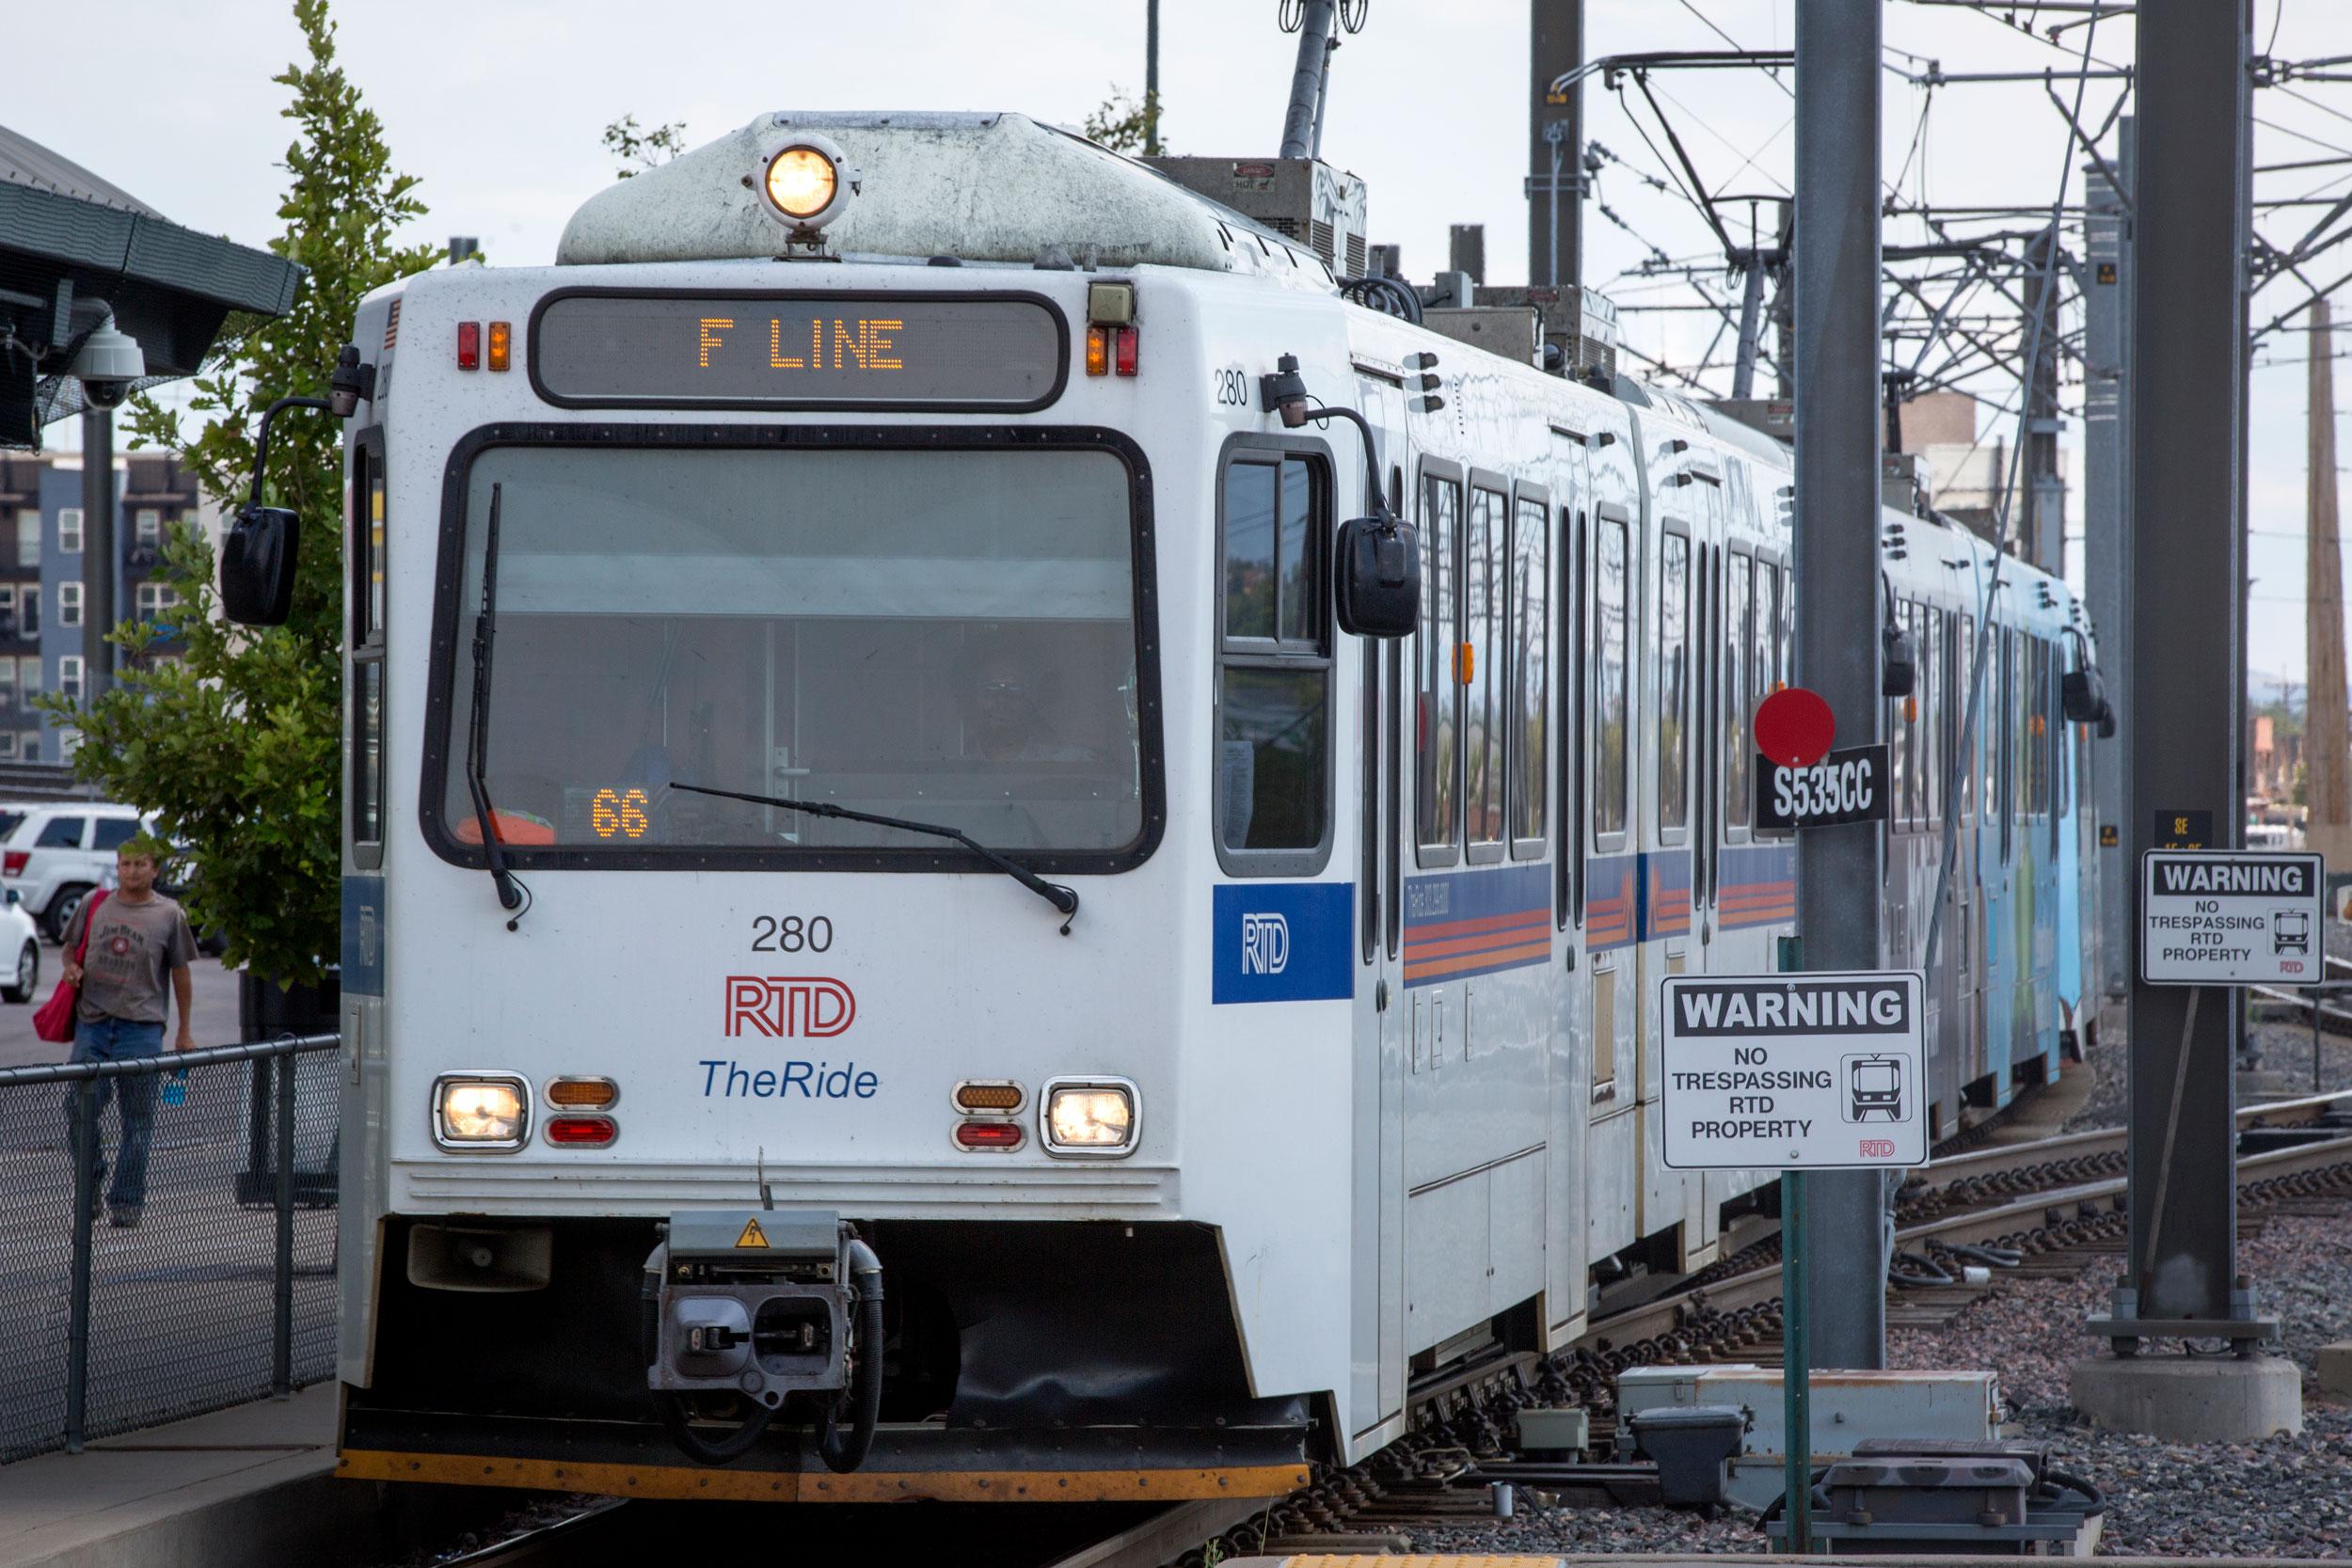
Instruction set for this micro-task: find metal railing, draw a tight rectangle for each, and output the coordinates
[0,1033,340,1460]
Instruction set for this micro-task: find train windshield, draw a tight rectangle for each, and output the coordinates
[436,443,1145,858]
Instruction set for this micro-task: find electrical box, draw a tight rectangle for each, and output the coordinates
[1144,156,1368,277]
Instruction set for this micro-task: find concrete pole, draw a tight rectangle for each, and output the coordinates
[2084,123,2133,1000]
[1278,0,1338,161]
[1792,0,1885,1370]
[77,408,115,705]
[2305,300,2351,868]
[1530,0,1583,289]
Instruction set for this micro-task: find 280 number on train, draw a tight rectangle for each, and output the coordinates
[750,915,835,953]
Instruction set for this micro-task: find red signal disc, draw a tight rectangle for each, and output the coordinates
[1754,687,1836,768]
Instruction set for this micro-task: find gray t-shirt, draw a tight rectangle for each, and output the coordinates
[66,894,198,1025]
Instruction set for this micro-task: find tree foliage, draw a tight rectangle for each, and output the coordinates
[50,0,441,986]
[603,114,689,178]
[1083,88,1167,156]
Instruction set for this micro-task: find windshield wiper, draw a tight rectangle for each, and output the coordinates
[466,483,527,927]
[672,783,1079,934]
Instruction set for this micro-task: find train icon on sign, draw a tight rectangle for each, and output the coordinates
[2273,909,2312,958]
[1840,1054,1907,1124]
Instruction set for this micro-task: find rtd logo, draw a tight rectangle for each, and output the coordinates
[1241,912,1291,975]
[724,976,856,1039]
[1857,1138,1897,1159]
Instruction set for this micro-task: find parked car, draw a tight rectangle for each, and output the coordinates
[0,886,38,1002]
[0,803,151,942]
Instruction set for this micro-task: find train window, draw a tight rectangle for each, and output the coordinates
[1416,467,1462,862]
[1387,467,1405,959]
[1219,453,1331,867]
[1726,552,1752,831]
[1507,493,1549,854]
[1658,531,1691,835]
[1916,603,1936,824]
[1777,562,1793,687]
[1361,635,1380,963]
[1957,614,1975,819]
[430,441,1153,868]
[1563,506,1586,927]
[1507,493,1550,854]
[1887,602,1910,834]
[1465,484,1506,857]
[1595,510,1629,840]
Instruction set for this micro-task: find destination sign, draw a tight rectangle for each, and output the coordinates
[2140,849,2325,987]
[1661,971,1928,1170]
[531,293,1067,409]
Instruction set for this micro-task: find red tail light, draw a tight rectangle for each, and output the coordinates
[544,1115,616,1147]
[954,1119,1024,1151]
[1112,326,1139,377]
[456,321,481,371]
[3,851,26,878]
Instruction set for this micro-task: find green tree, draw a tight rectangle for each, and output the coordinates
[602,114,688,178]
[47,0,440,987]
[1083,88,1167,156]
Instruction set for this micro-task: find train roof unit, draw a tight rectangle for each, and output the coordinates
[558,110,1347,293]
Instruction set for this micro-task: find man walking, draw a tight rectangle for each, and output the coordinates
[62,833,199,1228]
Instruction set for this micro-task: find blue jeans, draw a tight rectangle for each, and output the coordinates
[62,1018,167,1214]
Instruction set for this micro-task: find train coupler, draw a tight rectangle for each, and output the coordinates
[644,1210,860,1409]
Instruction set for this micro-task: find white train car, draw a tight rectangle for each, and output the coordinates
[228,112,2101,1502]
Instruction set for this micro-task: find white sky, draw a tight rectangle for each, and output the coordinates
[14,0,2350,691]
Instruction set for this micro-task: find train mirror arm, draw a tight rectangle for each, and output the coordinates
[243,396,334,513]
[672,783,1080,933]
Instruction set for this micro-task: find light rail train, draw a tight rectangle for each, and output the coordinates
[230,112,2108,1501]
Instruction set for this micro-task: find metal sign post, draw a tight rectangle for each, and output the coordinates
[1666,954,1927,1553]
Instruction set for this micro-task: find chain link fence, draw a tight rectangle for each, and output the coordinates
[0,1034,340,1461]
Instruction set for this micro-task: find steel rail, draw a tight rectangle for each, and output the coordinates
[1917,1086,2352,1189]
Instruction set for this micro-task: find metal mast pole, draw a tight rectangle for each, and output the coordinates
[79,408,115,704]
[1531,1,1583,289]
[1792,0,1884,1370]
[2084,121,2133,1000]
[2026,223,2067,577]
[1145,0,1162,156]
[1278,0,1339,160]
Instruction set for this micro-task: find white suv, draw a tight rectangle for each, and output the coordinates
[1,803,151,942]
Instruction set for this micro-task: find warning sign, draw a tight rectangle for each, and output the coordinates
[2140,849,2325,987]
[735,1217,770,1250]
[1661,971,1928,1171]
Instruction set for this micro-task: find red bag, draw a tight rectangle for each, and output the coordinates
[33,890,107,1044]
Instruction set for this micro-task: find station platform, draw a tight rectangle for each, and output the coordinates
[0,1386,510,1568]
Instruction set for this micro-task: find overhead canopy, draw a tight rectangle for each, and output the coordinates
[0,124,302,447]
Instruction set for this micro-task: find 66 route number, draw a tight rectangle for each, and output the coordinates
[1755,744,1890,831]
[750,915,834,953]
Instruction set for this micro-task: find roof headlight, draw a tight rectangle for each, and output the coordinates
[1041,1077,1138,1158]
[434,1073,529,1150]
[757,132,856,231]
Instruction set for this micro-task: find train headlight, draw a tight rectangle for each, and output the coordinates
[1041,1077,1137,1157]
[433,1074,529,1150]
[757,132,856,230]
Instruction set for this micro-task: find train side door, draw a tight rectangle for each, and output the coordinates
[1349,374,1408,1443]
[1541,430,1594,1342]
[1641,437,1697,1246]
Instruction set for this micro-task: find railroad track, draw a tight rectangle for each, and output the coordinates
[1090,1122,2352,1568]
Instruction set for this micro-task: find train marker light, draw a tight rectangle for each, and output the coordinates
[1112,325,1139,377]
[953,1081,1025,1114]
[455,321,481,371]
[1085,325,1110,376]
[1041,1078,1137,1156]
[1086,281,1136,325]
[954,1119,1025,1151]
[547,1076,619,1110]
[545,1115,618,1147]
[486,321,512,372]
[433,1074,528,1149]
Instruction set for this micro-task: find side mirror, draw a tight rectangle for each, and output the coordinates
[221,504,300,626]
[1334,515,1421,639]
[1880,624,1916,698]
[2062,665,2106,725]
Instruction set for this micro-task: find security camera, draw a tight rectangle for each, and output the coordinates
[71,325,146,411]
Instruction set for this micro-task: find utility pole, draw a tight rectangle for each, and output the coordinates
[2305,299,2350,869]
[1529,1,1583,289]
[78,407,115,705]
[1145,0,1163,157]
[2084,122,2133,1000]
[2074,0,2301,1443]
[1792,0,1884,1370]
